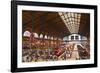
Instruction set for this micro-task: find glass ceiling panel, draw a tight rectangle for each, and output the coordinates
[58,12,81,33]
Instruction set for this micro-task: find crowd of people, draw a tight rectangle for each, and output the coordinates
[22,42,90,62]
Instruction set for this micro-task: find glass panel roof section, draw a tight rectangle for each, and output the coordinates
[58,12,81,33]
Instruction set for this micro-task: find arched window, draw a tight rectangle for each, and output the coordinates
[51,37,53,40]
[71,36,74,40]
[68,34,81,41]
[40,34,43,38]
[44,35,47,39]
[23,31,31,37]
[48,36,50,39]
[33,33,38,38]
[75,36,79,40]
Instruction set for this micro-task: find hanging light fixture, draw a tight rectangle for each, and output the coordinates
[44,35,47,39]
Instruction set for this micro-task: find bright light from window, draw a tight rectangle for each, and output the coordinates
[23,31,31,37]
[33,33,38,38]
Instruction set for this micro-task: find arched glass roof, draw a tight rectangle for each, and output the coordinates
[58,12,81,33]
